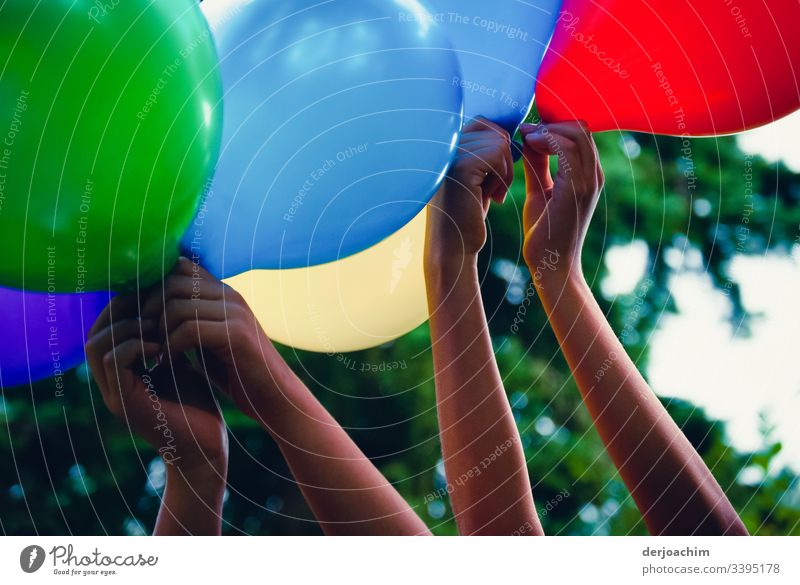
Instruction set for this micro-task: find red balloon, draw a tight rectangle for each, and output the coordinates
[536,0,800,135]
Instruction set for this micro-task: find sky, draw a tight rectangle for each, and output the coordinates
[602,226,800,481]
[604,108,800,474]
[650,255,800,472]
[737,110,800,173]
[605,243,800,475]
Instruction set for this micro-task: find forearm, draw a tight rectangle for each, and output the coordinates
[537,272,745,535]
[154,465,227,535]
[252,358,429,536]
[425,256,540,535]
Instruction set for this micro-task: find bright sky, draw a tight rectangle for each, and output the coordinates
[649,254,800,472]
[605,245,800,475]
[737,109,800,173]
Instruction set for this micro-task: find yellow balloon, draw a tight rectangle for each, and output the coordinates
[224,210,429,353]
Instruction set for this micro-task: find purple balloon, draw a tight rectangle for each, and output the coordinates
[0,287,111,388]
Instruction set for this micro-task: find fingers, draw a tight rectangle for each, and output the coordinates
[100,339,159,418]
[550,122,602,196]
[445,118,516,211]
[89,320,157,360]
[462,117,507,136]
[140,267,226,320]
[97,337,159,417]
[87,319,157,390]
[457,129,502,146]
[519,121,603,272]
[523,127,580,169]
[521,122,600,204]
[460,139,513,200]
[159,298,228,342]
[172,255,217,281]
[88,293,138,338]
[88,258,227,390]
[103,338,160,376]
[470,143,509,203]
[540,121,596,166]
[521,121,592,160]
[165,320,234,358]
[144,261,244,359]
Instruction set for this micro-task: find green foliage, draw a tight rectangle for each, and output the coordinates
[1,132,799,535]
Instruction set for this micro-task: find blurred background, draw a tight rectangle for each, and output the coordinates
[2,114,799,536]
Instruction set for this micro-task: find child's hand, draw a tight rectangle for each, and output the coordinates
[85,295,228,478]
[520,122,604,286]
[426,118,513,266]
[140,258,276,421]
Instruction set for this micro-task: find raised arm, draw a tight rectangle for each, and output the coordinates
[424,119,541,535]
[86,295,229,536]
[142,258,430,536]
[520,121,747,535]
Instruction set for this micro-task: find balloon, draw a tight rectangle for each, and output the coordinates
[188,0,462,278]
[225,207,428,353]
[0,0,222,292]
[423,0,561,135]
[536,0,800,135]
[0,288,110,388]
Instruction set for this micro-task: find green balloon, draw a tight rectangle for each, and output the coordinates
[0,0,222,292]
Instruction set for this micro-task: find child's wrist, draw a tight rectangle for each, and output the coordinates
[165,454,227,492]
[242,357,306,424]
[528,253,582,289]
[534,265,587,302]
[424,252,479,293]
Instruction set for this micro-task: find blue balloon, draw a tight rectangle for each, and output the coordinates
[423,0,561,135]
[188,0,463,277]
[0,288,110,388]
